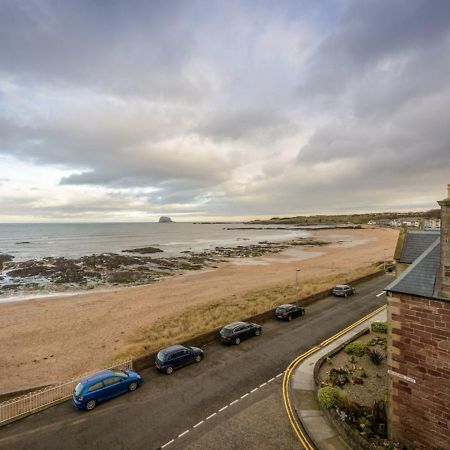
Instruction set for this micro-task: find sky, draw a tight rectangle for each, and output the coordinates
[1,0,450,222]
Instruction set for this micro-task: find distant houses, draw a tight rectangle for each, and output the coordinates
[368,218,440,229]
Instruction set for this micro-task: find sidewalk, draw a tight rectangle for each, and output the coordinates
[290,308,387,450]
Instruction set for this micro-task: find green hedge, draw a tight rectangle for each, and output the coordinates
[344,341,367,357]
[318,386,340,408]
[371,322,388,333]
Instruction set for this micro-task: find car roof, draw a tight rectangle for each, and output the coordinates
[81,370,114,385]
[224,321,248,329]
[277,304,295,308]
[335,284,350,288]
[160,344,187,354]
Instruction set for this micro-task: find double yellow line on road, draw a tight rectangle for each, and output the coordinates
[282,304,387,449]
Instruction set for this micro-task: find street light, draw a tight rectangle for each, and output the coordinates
[383,248,388,272]
[295,268,301,299]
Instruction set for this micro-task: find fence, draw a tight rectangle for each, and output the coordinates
[0,359,133,426]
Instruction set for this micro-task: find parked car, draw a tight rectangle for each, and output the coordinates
[219,321,262,345]
[275,304,305,321]
[155,345,203,374]
[72,369,142,411]
[332,284,356,297]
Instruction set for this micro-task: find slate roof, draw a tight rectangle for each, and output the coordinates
[399,231,440,263]
[386,239,442,299]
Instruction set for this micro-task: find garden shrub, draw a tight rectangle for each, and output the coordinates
[318,386,340,409]
[344,340,367,357]
[367,348,384,365]
[371,321,388,333]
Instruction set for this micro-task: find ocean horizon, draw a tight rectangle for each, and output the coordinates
[0,222,310,262]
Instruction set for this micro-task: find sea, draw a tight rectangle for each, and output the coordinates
[0,223,311,262]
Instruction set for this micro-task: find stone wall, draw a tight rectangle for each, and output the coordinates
[387,292,450,449]
[437,190,450,298]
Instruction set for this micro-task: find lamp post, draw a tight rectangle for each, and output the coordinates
[384,248,388,272]
[295,268,301,300]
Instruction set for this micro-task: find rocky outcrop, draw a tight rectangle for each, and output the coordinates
[0,254,14,270]
[122,246,163,254]
[159,216,173,223]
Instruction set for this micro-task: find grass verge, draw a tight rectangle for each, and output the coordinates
[112,263,383,362]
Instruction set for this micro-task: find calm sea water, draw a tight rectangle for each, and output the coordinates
[0,223,310,261]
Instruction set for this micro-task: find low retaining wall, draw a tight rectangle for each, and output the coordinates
[133,269,386,371]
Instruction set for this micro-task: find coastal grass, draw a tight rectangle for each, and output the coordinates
[111,263,384,362]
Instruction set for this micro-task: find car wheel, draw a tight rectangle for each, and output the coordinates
[128,382,138,391]
[235,337,241,345]
[165,366,174,375]
[86,399,96,411]
[195,354,202,363]
[255,329,261,336]
[288,315,292,321]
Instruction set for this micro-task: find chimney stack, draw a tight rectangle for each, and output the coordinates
[437,185,450,299]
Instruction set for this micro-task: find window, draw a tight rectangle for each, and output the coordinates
[88,382,104,392]
[103,377,122,387]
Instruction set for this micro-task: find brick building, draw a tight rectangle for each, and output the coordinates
[385,186,450,449]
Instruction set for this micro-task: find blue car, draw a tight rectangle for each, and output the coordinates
[155,345,203,374]
[72,369,142,411]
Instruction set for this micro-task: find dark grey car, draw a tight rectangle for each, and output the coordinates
[219,321,262,345]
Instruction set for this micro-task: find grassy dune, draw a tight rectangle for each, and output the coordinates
[112,262,384,361]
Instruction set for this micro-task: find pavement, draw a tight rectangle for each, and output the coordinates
[288,305,388,450]
[0,275,390,450]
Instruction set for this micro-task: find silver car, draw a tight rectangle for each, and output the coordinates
[332,285,355,297]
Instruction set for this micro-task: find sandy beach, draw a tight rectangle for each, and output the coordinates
[0,227,398,394]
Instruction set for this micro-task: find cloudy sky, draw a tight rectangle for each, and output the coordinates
[1,0,449,222]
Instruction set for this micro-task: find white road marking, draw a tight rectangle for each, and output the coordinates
[206,412,217,420]
[229,399,239,406]
[275,372,283,378]
[178,430,189,438]
[250,387,258,393]
[268,377,275,383]
[161,439,175,448]
[259,382,267,388]
[240,393,249,399]
[219,405,228,412]
[376,291,385,297]
[193,420,204,428]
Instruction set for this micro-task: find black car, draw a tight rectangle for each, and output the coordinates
[155,345,203,374]
[275,304,305,321]
[332,284,356,297]
[219,321,262,345]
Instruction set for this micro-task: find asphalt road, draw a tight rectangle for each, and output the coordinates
[0,275,390,450]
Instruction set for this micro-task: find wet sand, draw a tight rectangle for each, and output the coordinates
[0,227,397,393]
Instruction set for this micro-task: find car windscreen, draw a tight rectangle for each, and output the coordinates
[276,307,287,313]
[157,351,168,361]
[221,327,235,335]
[74,383,84,396]
[334,287,344,290]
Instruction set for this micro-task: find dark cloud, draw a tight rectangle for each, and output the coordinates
[0,0,449,220]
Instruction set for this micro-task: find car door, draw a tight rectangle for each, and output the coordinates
[87,381,107,402]
[244,324,254,338]
[234,325,245,340]
[171,350,190,368]
[102,376,126,399]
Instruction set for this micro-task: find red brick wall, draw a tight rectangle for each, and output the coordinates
[387,292,450,449]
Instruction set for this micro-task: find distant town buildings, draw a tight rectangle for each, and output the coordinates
[385,185,450,449]
[368,218,440,229]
